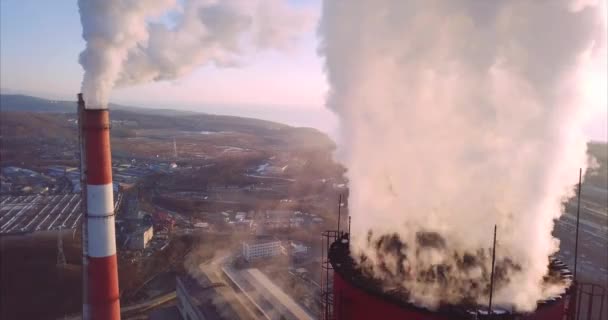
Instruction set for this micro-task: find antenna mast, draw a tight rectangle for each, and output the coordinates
[173,137,178,159]
[488,225,497,314]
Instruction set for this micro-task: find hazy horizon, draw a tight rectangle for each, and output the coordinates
[0,0,605,142]
[4,87,607,144]
[0,86,339,139]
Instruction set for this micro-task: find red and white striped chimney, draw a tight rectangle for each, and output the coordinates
[80,95,121,320]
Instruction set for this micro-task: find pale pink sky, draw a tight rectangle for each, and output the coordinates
[0,0,605,141]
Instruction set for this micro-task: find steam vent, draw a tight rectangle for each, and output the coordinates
[328,234,573,320]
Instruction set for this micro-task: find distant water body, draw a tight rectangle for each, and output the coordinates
[198,105,606,144]
[199,105,339,141]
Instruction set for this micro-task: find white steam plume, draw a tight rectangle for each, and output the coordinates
[78,0,312,107]
[319,0,607,312]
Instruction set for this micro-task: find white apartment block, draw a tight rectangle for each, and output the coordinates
[242,237,282,261]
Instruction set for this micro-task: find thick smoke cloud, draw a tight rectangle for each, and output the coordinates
[78,0,312,107]
[79,0,173,108]
[319,0,606,311]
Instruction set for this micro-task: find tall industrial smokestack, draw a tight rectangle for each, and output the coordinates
[79,94,120,320]
[75,0,311,317]
[78,94,90,319]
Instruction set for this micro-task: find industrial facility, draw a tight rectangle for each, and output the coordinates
[78,94,121,320]
[176,275,239,320]
[0,194,83,234]
[0,193,123,235]
[242,235,282,261]
[127,224,154,250]
[322,232,577,320]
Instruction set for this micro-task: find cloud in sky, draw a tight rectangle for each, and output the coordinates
[0,0,604,141]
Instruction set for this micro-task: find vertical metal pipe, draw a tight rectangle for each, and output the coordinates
[320,235,324,320]
[325,234,333,320]
[488,225,497,314]
[83,102,120,320]
[574,168,582,281]
[568,284,578,320]
[605,205,608,320]
[325,234,330,320]
[78,94,90,320]
[348,216,351,236]
[337,194,342,236]
[339,288,343,320]
[586,285,593,320]
[598,286,604,320]
[577,285,583,319]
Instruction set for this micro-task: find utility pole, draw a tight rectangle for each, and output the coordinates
[573,168,582,281]
[57,226,66,267]
[337,194,342,236]
[173,137,178,159]
[488,225,497,314]
[348,215,351,235]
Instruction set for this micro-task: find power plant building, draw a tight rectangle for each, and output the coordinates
[242,236,281,261]
[128,225,153,250]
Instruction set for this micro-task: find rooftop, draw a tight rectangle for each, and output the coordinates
[244,234,280,245]
[0,193,119,235]
[0,194,83,234]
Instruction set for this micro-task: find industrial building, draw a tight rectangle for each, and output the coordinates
[325,233,575,320]
[288,241,308,255]
[242,235,282,261]
[128,225,154,250]
[0,192,122,235]
[282,241,309,262]
[222,266,315,320]
[0,194,83,234]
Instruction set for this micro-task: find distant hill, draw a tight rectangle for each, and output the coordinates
[0,94,75,113]
[0,94,198,117]
[2,94,337,136]
[0,112,75,141]
[0,94,334,149]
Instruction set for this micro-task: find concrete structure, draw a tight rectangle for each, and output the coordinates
[235,212,247,221]
[242,236,281,261]
[128,225,153,250]
[282,241,308,257]
[78,99,90,320]
[328,234,574,320]
[176,275,240,320]
[290,242,308,255]
[222,266,315,320]
[80,94,121,320]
